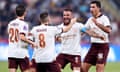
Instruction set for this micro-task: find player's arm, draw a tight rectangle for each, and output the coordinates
[81,28,105,40]
[55,35,61,43]
[62,18,76,32]
[92,18,112,33]
[19,33,37,47]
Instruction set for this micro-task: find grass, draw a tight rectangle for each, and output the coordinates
[62,62,120,72]
[0,61,120,72]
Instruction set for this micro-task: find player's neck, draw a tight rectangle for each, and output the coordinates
[41,22,48,26]
[94,12,102,18]
[17,16,24,20]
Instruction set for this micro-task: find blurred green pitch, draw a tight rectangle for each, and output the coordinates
[0,61,120,72]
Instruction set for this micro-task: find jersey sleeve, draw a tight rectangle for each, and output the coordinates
[103,16,111,26]
[85,18,91,29]
[7,21,12,33]
[53,26,63,35]
[7,24,10,33]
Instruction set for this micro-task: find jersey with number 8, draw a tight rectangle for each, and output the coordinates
[30,24,62,63]
[8,18,29,58]
[39,33,46,48]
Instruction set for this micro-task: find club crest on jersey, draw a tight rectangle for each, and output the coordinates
[23,26,27,30]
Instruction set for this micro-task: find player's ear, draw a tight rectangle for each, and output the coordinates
[24,11,27,16]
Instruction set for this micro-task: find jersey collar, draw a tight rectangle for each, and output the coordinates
[95,13,103,18]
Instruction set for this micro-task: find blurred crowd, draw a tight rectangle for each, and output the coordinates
[0,0,120,44]
[113,0,120,10]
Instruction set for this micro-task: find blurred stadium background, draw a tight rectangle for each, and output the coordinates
[0,0,120,72]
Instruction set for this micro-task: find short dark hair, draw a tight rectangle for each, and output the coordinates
[90,1,101,8]
[40,12,49,22]
[16,4,26,16]
[64,8,72,12]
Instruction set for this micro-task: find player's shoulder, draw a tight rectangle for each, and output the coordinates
[75,22,83,25]
[87,17,93,21]
[20,20,28,26]
[14,18,28,26]
[74,22,84,27]
[10,19,28,25]
[48,26,57,29]
[101,14,109,19]
[32,25,40,30]
[8,19,20,27]
[8,19,17,24]
[44,25,59,32]
[57,23,64,28]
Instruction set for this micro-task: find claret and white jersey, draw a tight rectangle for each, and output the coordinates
[85,14,111,43]
[30,24,62,63]
[59,22,85,55]
[8,18,29,58]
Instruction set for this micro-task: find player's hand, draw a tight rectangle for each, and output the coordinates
[71,18,77,25]
[31,43,38,48]
[99,35,106,41]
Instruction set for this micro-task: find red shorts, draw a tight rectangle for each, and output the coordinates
[8,57,29,71]
[36,61,61,72]
[84,43,109,65]
[56,53,81,70]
